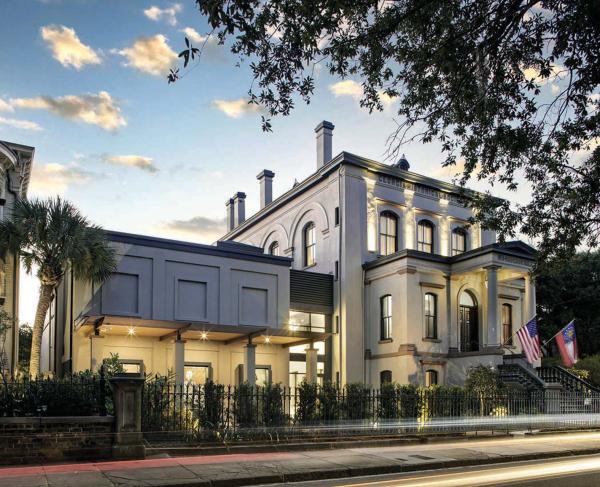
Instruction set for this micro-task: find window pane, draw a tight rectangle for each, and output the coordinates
[289,311,310,331]
[310,313,326,331]
[417,221,433,253]
[425,370,438,387]
[379,213,398,256]
[256,367,270,386]
[269,242,279,256]
[184,364,210,385]
[381,295,392,340]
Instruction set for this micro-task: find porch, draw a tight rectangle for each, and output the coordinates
[75,315,330,386]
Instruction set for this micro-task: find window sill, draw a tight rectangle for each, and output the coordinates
[378,338,393,344]
[303,263,317,270]
[423,338,441,343]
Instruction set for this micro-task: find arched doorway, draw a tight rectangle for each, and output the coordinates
[459,291,479,352]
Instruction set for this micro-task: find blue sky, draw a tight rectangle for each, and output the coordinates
[1,0,543,323]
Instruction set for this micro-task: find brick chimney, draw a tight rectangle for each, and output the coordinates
[315,120,334,169]
[257,169,274,209]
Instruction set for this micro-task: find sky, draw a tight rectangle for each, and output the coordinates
[0,0,547,324]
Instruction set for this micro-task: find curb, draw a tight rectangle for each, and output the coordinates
[140,446,600,487]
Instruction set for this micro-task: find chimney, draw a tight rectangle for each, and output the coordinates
[233,192,246,227]
[257,169,275,209]
[225,197,235,231]
[315,120,334,169]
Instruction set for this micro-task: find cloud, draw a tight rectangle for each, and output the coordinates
[40,25,101,70]
[329,80,362,99]
[162,215,227,243]
[0,116,42,131]
[29,163,94,196]
[181,27,205,44]
[429,158,481,182]
[212,98,260,118]
[103,154,158,172]
[117,35,178,76]
[11,91,126,131]
[0,98,14,112]
[180,28,224,62]
[522,63,564,85]
[144,3,182,26]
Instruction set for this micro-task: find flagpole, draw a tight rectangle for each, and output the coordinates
[541,319,575,348]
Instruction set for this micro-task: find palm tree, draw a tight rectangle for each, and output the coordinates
[0,197,116,376]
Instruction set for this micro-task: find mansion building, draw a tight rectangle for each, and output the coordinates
[41,122,536,387]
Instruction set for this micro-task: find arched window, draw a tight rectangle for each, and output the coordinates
[268,241,279,256]
[303,222,316,266]
[380,294,392,340]
[379,211,398,256]
[502,303,513,345]
[380,370,392,385]
[451,228,467,256]
[424,293,437,339]
[417,219,434,253]
[425,369,438,387]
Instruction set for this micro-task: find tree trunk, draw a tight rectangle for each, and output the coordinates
[29,284,54,377]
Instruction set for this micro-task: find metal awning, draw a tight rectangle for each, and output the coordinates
[77,315,330,346]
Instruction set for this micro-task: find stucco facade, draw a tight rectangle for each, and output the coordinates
[220,122,537,386]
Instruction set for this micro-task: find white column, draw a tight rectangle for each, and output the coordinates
[305,345,318,384]
[90,335,104,372]
[485,265,500,348]
[445,275,456,350]
[243,343,256,384]
[524,274,536,320]
[174,339,185,384]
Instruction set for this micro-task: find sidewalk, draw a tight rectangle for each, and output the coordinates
[2,431,600,487]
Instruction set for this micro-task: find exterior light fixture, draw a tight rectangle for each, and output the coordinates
[200,331,208,340]
[127,327,136,336]
[264,336,271,344]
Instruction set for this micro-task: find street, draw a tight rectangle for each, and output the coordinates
[272,454,600,486]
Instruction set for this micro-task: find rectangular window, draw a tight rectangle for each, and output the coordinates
[304,224,316,266]
[417,221,434,253]
[425,369,438,387]
[184,362,212,385]
[334,260,339,280]
[380,295,392,340]
[334,207,340,226]
[424,293,438,339]
[255,366,271,386]
[451,229,467,256]
[502,304,513,345]
[289,311,326,332]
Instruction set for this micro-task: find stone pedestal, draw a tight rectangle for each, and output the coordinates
[174,339,185,384]
[90,335,104,372]
[109,376,146,459]
[243,343,256,384]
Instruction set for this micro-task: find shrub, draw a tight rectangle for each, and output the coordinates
[234,382,256,428]
[296,381,318,424]
[465,365,502,415]
[199,379,224,430]
[378,382,399,420]
[261,383,286,427]
[318,382,340,422]
[573,355,600,387]
[398,384,420,418]
[344,383,371,420]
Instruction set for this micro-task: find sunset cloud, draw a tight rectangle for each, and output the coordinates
[0,98,14,112]
[117,35,178,76]
[162,215,226,243]
[0,116,42,131]
[143,3,182,26]
[329,80,362,99]
[103,154,158,172]
[40,25,101,69]
[212,98,260,118]
[11,91,126,131]
[29,163,94,196]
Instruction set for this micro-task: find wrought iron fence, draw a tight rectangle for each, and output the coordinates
[141,382,600,440]
[0,370,111,417]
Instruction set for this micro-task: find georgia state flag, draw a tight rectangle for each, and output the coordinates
[556,320,578,367]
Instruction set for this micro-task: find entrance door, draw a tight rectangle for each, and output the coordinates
[459,292,479,352]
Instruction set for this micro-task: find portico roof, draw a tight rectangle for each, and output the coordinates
[362,241,536,272]
[77,315,330,347]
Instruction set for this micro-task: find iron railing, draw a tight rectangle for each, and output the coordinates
[141,382,600,440]
[537,365,600,394]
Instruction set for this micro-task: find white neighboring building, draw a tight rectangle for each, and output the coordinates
[0,141,34,376]
[220,121,537,386]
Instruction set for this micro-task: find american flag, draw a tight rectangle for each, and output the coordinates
[517,316,541,364]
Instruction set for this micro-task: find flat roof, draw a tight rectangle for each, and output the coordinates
[105,230,292,266]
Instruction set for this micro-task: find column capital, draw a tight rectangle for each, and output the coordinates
[483,264,502,271]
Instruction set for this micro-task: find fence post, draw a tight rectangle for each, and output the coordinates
[98,366,107,417]
[109,374,146,459]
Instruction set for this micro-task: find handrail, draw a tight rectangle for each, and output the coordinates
[498,364,546,390]
[537,366,600,394]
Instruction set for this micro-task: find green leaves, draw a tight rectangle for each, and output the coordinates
[181,0,600,263]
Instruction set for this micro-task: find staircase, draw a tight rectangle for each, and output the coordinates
[536,365,600,394]
[498,363,546,391]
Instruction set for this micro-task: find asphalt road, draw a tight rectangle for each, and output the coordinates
[267,454,600,486]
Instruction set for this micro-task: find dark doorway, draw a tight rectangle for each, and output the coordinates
[459,291,479,352]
